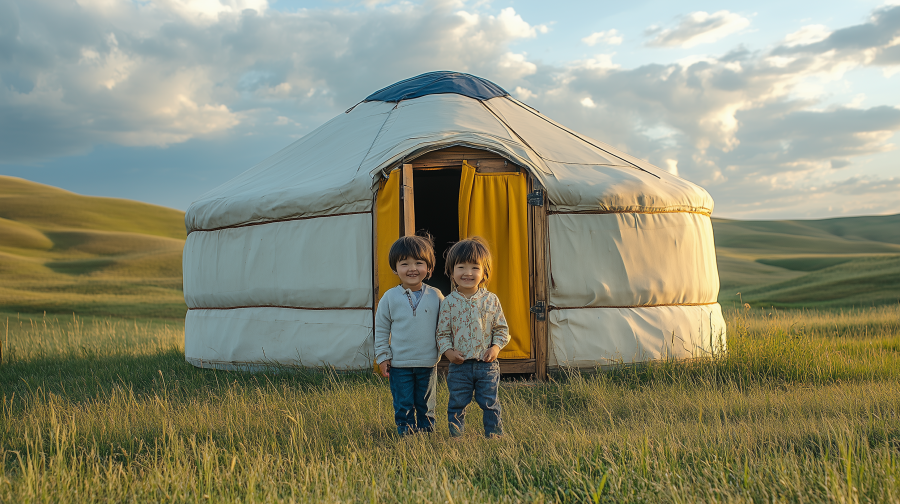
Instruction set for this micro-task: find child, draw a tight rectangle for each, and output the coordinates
[436,237,509,438]
[374,235,444,436]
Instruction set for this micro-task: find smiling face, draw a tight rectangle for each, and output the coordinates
[394,256,431,291]
[452,261,484,296]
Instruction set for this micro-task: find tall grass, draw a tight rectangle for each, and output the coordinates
[606,304,900,386]
[2,307,900,502]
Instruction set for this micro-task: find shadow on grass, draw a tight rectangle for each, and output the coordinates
[0,301,188,319]
[1,348,384,404]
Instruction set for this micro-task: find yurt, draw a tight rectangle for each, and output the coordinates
[182,71,726,378]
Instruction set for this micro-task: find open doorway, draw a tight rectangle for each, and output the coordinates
[412,169,461,296]
[374,146,548,377]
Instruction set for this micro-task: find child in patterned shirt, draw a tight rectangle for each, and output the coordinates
[436,237,510,438]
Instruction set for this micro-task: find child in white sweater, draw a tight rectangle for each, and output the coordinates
[374,235,444,435]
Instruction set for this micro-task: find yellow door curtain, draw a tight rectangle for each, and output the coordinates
[376,169,402,301]
[458,161,531,359]
[374,169,402,374]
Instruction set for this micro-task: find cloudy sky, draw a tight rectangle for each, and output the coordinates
[1,0,899,219]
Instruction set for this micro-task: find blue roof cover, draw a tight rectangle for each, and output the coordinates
[364,71,508,103]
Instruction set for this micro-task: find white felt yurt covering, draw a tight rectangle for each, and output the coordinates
[182,71,726,371]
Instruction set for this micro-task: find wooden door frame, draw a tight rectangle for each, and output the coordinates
[401,163,415,236]
[528,177,549,380]
[375,146,549,378]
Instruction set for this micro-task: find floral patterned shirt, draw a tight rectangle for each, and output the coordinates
[436,288,510,360]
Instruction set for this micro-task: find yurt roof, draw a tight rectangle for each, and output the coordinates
[185,72,714,233]
[364,71,508,103]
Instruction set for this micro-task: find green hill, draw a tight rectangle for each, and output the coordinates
[1,175,898,316]
[0,176,186,318]
[713,215,900,309]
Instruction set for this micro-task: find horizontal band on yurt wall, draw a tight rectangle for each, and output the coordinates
[548,212,720,307]
[548,303,726,368]
[550,301,719,310]
[187,211,371,234]
[547,208,712,217]
[185,358,371,372]
[183,213,373,310]
[185,307,374,370]
[185,358,293,372]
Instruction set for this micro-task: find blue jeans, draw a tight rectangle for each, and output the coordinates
[447,360,503,437]
[388,366,437,436]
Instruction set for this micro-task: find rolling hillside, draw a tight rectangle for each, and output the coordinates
[0,176,187,318]
[713,215,900,308]
[1,175,898,316]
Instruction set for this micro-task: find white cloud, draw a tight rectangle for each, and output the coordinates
[156,0,269,24]
[645,10,751,48]
[664,159,679,176]
[582,29,623,47]
[847,94,867,108]
[496,7,539,37]
[580,97,596,108]
[529,5,900,217]
[465,6,547,39]
[571,54,620,71]
[78,33,134,90]
[782,24,832,47]
[497,52,537,79]
[0,0,547,162]
[514,86,536,100]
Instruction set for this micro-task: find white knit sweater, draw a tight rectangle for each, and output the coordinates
[374,284,444,368]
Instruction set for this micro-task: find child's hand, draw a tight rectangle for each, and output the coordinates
[481,345,500,363]
[444,349,465,365]
[379,360,391,378]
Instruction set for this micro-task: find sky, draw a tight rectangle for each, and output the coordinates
[1,0,899,219]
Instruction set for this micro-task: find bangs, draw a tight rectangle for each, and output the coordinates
[388,235,436,274]
[444,237,492,284]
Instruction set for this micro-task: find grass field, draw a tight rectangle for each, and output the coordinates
[3,178,900,501]
[2,306,900,502]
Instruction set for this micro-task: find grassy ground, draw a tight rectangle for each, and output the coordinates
[0,176,186,318]
[2,307,900,502]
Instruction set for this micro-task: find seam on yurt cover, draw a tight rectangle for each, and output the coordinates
[479,101,540,155]
[187,211,372,235]
[549,208,713,217]
[355,103,399,175]
[189,306,372,311]
[488,98,661,179]
[550,302,718,310]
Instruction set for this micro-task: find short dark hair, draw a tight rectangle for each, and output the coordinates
[388,235,436,279]
[444,236,492,288]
